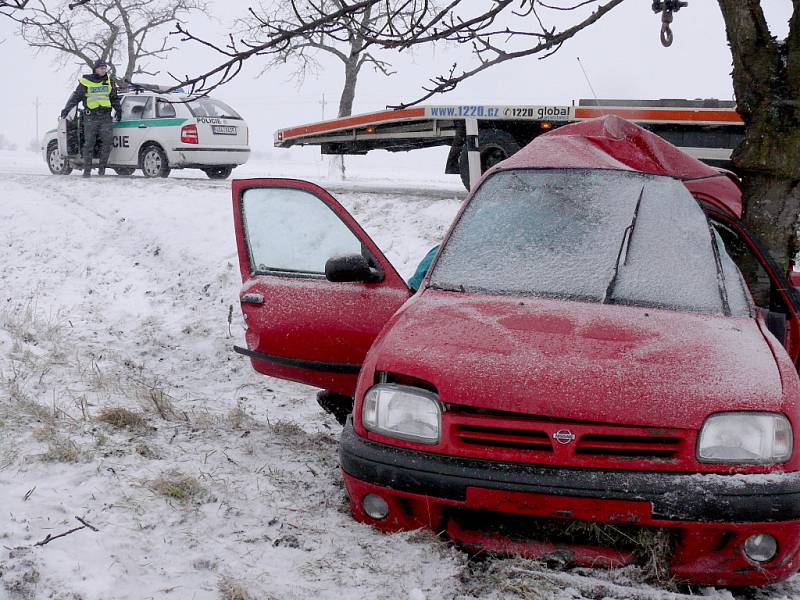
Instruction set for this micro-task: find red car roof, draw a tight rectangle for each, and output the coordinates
[497,114,742,218]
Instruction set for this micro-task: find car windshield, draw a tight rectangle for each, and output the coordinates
[187,97,241,120]
[429,168,750,316]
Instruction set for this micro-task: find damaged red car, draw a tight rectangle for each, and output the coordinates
[232,116,800,586]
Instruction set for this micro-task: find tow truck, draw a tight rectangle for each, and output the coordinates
[274,99,742,188]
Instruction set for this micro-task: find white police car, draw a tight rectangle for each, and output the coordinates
[43,87,250,179]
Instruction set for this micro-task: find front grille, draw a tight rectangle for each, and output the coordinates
[454,423,553,453]
[576,433,682,459]
[445,408,690,468]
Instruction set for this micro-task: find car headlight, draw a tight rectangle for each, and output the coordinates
[362,384,442,444]
[698,412,792,464]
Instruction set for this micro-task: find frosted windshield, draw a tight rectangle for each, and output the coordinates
[430,169,750,316]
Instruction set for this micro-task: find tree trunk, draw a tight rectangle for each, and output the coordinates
[717,0,800,273]
[338,56,360,118]
[741,175,800,273]
[331,48,363,179]
[733,80,800,273]
[122,61,135,84]
[337,3,370,118]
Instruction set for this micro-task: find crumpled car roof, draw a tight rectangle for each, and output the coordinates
[496,114,742,217]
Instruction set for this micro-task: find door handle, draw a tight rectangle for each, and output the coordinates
[240,293,264,305]
[138,124,147,128]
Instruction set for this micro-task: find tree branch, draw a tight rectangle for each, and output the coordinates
[392,0,626,107]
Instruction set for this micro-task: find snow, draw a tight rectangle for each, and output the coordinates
[1,150,799,599]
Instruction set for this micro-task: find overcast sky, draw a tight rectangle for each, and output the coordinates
[0,1,793,171]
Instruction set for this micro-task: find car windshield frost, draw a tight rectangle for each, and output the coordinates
[430,169,750,316]
[187,97,242,120]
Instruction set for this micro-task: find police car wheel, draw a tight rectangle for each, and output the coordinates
[140,145,171,178]
[114,168,135,176]
[47,142,72,175]
[203,167,233,180]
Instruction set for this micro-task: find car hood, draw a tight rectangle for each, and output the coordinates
[373,291,784,429]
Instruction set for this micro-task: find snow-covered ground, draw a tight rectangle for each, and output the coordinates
[1,150,799,599]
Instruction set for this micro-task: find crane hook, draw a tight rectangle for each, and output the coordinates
[661,9,674,47]
[652,1,687,48]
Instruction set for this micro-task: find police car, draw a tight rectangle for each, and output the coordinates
[43,85,250,179]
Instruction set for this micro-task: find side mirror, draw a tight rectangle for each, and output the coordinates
[325,254,383,283]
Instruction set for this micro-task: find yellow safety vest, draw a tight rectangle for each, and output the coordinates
[79,76,112,110]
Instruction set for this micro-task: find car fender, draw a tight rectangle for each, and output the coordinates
[42,129,58,147]
[41,129,58,161]
[137,139,169,161]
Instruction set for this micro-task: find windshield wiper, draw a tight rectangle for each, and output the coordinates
[429,283,466,293]
[708,224,732,316]
[602,185,645,304]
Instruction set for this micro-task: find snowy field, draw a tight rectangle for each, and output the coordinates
[1,150,799,600]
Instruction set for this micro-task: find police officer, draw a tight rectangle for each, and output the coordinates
[61,59,122,178]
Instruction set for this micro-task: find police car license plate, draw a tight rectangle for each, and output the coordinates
[212,125,237,135]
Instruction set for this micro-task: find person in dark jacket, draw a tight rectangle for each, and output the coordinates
[60,59,122,178]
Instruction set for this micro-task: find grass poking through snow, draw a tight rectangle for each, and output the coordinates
[147,470,207,504]
[96,406,147,430]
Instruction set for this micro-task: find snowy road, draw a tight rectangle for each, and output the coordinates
[1,153,799,599]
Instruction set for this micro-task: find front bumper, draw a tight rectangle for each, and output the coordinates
[340,424,800,586]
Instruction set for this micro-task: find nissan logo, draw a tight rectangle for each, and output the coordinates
[553,429,576,444]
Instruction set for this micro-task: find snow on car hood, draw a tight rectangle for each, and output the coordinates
[373,290,783,429]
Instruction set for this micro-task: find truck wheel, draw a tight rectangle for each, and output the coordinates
[47,142,72,175]
[114,167,135,176]
[203,166,233,180]
[139,144,171,178]
[458,128,521,189]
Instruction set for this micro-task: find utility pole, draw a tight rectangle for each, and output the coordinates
[319,93,327,163]
[319,93,327,121]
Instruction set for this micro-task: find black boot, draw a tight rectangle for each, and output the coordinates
[82,168,91,178]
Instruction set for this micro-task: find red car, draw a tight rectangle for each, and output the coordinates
[232,116,800,586]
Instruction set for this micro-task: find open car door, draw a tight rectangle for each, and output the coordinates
[232,178,411,397]
[57,115,70,158]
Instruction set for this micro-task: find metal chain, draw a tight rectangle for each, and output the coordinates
[652,0,688,48]
[661,6,674,46]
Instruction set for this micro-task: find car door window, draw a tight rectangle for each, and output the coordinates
[155,98,176,118]
[712,220,775,310]
[241,187,363,275]
[121,96,152,121]
[711,218,797,347]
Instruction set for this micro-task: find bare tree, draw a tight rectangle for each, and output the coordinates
[4,0,206,83]
[170,2,625,101]
[244,0,436,119]
[0,0,90,6]
[6,1,800,271]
